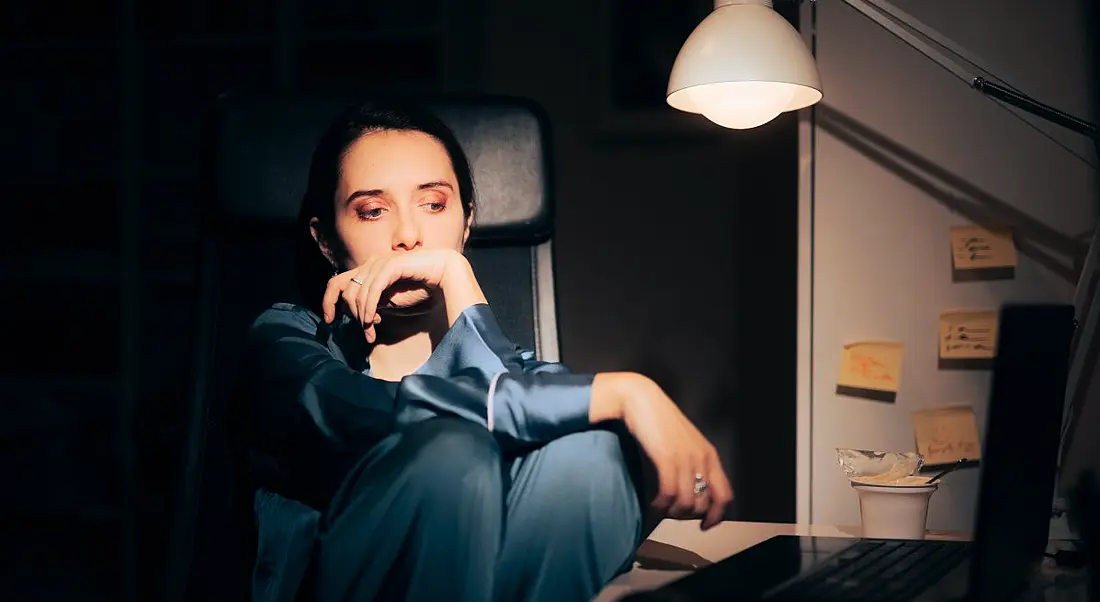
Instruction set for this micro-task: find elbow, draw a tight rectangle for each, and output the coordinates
[295,377,394,449]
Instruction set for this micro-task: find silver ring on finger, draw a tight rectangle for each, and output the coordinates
[350,277,364,286]
[693,472,709,497]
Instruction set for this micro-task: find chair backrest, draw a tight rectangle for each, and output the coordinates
[164,92,562,602]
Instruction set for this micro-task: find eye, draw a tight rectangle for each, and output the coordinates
[357,206,386,221]
[422,197,448,213]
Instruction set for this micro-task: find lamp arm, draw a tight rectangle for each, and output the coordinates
[972,78,1100,141]
[824,0,1100,141]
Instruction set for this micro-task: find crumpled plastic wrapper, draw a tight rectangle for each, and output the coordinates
[836,448,931,486]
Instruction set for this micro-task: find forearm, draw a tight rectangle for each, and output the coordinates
[246,306,401,502]
[590,372,655,423]
[396,370,654,451]
[440,254,488,327]
[403,300,657,446]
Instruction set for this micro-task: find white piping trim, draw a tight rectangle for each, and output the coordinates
[486,371,505,431]
[534,241,560,362]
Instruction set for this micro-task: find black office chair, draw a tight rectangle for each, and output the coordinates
[163,92,572,602]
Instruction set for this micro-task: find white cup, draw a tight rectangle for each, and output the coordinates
[851,481,938,540]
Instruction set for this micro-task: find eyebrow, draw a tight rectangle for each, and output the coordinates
[344,181,454,206]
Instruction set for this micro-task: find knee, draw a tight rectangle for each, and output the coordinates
[582,429,641,500]
[400,417,504,499]
[541,429,642,530]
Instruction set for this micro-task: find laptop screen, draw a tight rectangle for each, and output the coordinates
[968,304,1074,601]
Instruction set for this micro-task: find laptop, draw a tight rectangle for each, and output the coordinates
[624,304,1074,602]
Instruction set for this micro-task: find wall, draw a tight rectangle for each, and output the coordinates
[800,0,1098,532]
[475,0,801,522]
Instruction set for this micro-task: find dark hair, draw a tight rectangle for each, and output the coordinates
[295,101,476,313]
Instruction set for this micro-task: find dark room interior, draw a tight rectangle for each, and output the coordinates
[4,0,1096,601]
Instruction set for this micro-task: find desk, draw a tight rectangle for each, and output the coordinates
[596,519,1088,602]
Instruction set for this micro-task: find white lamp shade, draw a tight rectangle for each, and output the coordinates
[667,1,823,129]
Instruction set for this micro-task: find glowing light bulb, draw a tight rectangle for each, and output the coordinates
[686,81,798,129]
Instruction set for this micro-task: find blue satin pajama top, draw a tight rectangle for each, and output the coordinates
[242,302,596,602]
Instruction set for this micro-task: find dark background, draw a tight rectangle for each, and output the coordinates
[1,0,801,600]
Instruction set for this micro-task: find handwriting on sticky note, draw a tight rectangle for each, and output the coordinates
[838,341,903,393]
[950,225,1017,270]
[913,406,982,466]
[939,309,998,359]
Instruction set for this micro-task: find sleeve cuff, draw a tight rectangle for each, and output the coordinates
[490,371,595,442]
[414,304,514,378]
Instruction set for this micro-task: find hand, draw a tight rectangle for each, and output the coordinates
[322,249,471,342]
[600,374,734,530]
[323,249,460,334]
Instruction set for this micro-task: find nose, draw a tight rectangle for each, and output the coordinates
[392,214,423,251]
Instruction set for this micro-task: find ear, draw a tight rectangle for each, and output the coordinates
[462,211,474,247]
[309,217,338,268]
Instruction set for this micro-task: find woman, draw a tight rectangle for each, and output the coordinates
[242,101,733,602]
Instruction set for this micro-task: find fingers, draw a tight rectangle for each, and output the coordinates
[321,272,350,323]
[672,459,699,519]
[692,471,710,517]
[354,260,384,326]
[360,263,390,326]
[353,271,382,343]
[652,457,700,520]
[630,390,732,530]
[652,462,682,518]
[652,463,676,515]
[651,444,733,530]
[701,452,734,530]
[363,258,406,322]
[340,276,364,325]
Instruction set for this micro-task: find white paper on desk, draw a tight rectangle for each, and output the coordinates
[594,569,693,602]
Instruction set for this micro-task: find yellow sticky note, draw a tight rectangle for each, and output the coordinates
[913,405,982,466]
[950,225,1017,271]
[939,309,999,359]
[838,340,903,393]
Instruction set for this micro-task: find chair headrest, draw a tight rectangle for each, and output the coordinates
[212,93,554,244]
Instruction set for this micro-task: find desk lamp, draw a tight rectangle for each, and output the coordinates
[666,0,1098,141]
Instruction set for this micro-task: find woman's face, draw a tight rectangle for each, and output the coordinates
[314,129,471,307]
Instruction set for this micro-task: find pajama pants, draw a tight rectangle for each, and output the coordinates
[311,417,645,602]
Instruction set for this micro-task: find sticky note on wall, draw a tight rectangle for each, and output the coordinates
[913,405,982,467]
[950,226,1017,281]
[939,309,998,359]
[837,340,903,403]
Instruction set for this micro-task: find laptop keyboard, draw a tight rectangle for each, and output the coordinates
[764,539,972,601]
